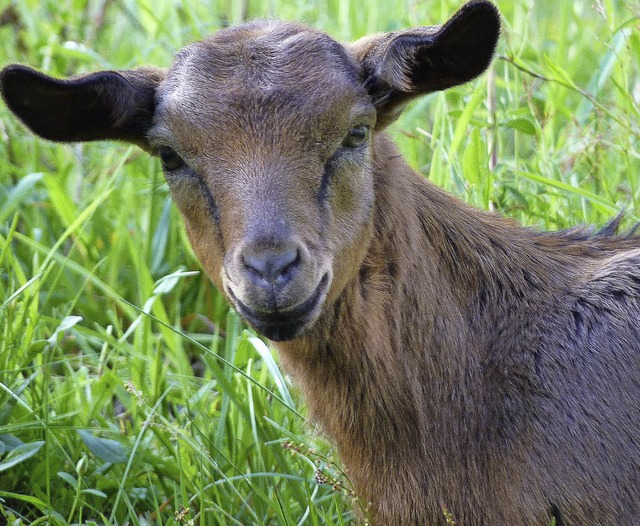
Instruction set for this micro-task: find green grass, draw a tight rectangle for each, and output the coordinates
[0,0,639,524]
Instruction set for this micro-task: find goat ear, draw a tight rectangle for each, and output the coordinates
[0,65,165,150]
[351,0,500,128]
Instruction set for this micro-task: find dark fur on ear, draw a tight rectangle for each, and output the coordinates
[0,65,165,149]
[352,0,500,127]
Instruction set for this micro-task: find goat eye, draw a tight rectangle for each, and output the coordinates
[342,125,369,148]
[158,147,185,171]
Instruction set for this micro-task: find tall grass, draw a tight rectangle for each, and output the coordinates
[0,0,638,524]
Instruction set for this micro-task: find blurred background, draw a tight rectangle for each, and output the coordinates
[0,0,638,524]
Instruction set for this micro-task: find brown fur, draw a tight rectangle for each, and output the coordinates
[2,2,639,524]
[280,136,640,524]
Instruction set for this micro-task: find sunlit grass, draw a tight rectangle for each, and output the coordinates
[1,0,638,524]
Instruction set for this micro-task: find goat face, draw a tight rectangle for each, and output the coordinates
[149,24,378,341]
[0,1,500,341]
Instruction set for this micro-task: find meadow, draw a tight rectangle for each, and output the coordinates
[0,0,638,524]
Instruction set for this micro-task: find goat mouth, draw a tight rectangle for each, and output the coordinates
[228,273,330,341]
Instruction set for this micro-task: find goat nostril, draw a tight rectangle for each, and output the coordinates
[242,247,301,286]
[283,249,300,273]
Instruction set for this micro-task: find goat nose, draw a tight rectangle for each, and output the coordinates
[242,245,301,288]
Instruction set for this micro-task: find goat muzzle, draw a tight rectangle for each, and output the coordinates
[223,237,332,340]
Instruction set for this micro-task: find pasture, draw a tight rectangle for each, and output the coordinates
[1,0,639,524]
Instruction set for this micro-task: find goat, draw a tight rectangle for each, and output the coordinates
[2,1,639,524]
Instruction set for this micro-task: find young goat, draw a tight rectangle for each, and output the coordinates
[2,2,639,524]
